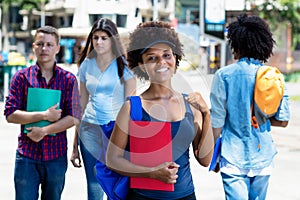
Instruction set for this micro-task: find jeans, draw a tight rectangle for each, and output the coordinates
[14,151,67,200]
[79,121,104,200]
[221,172,270,200]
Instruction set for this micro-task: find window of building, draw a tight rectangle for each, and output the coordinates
[116,15,127,28]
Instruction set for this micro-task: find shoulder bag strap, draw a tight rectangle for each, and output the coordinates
[128,96,142,121]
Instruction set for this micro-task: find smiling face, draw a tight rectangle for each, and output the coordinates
[92,30,112,56]
[140,43,176,84]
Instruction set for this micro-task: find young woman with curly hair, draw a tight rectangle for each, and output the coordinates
[106,21,214,200]
[210,14,290,200]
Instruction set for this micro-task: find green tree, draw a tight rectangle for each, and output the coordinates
[253,0,300,49]
[0,0,46,50]
[0,0,43,15]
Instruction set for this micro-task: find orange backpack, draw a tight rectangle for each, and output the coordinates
[251,66,284,128]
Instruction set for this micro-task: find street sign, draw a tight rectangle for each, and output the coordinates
[204,0,225,40]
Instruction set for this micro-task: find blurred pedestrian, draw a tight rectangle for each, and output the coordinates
[4,25,81,200]
[70,18,136,200]
[210,14,290,200]
[198,46,208,74]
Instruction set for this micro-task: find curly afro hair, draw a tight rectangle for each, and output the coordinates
[127,21,184,80]
[227,14,275,63]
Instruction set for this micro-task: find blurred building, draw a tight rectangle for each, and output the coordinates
[8,0,175,63]
[3,0,297,72]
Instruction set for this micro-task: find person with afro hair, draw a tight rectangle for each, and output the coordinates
[106,21,214,199]
[210,14,290,200]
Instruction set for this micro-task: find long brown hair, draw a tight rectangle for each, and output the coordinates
[78,18,126,80]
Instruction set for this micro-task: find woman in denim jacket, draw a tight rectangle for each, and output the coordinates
[210,14,290,200]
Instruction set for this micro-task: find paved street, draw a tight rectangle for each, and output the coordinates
[0,68,299,199]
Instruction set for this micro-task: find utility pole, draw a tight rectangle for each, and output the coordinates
[200,0,227,69]
[199,0,209,46]
[153,0,158,20]
[199,0,204,37]
[0,3,2,51]
[41,0,45,26]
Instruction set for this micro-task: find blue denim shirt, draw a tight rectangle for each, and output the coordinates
[210,58,290,169]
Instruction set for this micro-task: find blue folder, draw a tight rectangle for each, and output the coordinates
[209,137,222,171]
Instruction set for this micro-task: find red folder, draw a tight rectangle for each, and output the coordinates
[129,120,174,191]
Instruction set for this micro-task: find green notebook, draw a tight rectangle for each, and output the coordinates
[24,88,62,136]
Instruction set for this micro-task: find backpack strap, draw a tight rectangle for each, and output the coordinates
[128,96,142,121]
[251,70,259,129]
[251,84,258,129]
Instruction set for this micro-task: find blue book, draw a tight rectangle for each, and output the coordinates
[209,137,222,171]
[24,88,61,136]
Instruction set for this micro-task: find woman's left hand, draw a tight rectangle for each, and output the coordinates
[186,92,209,114]
[70,146,82,168]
